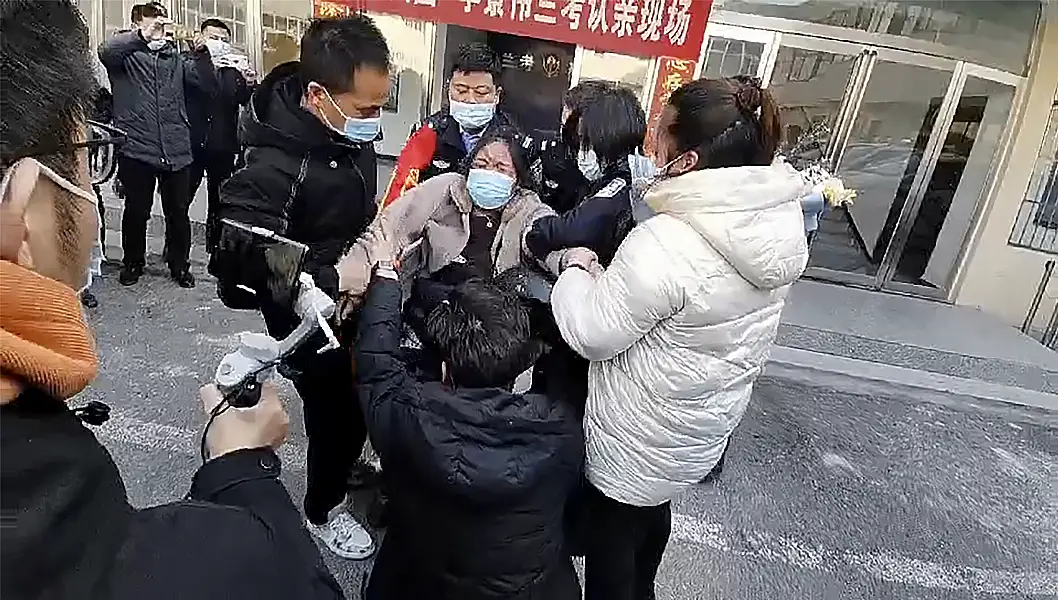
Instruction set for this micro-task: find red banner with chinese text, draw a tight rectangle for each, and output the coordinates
[643,56,696,158]
[316,0,711,62]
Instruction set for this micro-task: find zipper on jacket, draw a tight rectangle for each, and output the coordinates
[281,154,311,234]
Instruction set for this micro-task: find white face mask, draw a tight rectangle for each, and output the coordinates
[147,39,168,51]
[576,148,602,181]
[0,158,100,292]
[204,38,232,60]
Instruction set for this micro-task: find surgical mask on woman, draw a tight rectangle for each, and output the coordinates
[450,100,496,131]
[315,84,381,143]
[466,168,514,210]
[577,148,602,181]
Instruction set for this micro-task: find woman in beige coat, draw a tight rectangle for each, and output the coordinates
[337,127,565,302]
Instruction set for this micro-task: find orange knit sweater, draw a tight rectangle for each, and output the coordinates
[0,260,98,403]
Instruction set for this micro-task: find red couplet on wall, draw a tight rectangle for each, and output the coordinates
[317,0,711,62]
[642,56,697,158]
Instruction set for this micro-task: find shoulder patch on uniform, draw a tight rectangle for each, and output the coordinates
[595,178,627,198]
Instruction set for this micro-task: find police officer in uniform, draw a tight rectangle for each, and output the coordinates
[537,79,616,214]
[412,42,542,183]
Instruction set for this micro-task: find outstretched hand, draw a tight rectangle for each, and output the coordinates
[362,226,399,270]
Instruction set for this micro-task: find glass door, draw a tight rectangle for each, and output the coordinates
[815,49,960,285]
[765,34,863,173]
[883,65,1019,296]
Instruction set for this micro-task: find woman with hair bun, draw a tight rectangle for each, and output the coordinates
[548,76,810,599]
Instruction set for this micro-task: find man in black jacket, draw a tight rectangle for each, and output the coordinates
[0,2,342,598]
[353,244,583,600]
[100,1,209,288]
[215,14,390,561]
[408,42,539,184]
[184,17,254,253]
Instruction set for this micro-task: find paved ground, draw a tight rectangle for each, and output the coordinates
[78,263,1058,599]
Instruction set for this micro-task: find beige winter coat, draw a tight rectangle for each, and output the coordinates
[336,172,561,303]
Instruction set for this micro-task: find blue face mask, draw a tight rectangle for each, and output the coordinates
[450,100,497,131]
[317,84,380,143]
[577,148,602,181]
[466,168,514,210]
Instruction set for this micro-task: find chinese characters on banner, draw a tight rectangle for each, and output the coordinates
[315,1,355,17]
[643,56,696,158]
[325,0,711,61]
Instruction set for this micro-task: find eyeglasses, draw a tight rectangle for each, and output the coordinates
[85,121,126,185]
[8,121,126,186]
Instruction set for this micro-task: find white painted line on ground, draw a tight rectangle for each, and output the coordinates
[97,412,1058,597]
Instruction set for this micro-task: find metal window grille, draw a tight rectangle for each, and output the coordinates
[1008,96,1058,253]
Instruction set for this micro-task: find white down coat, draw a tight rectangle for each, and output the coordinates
[550,161,810,506]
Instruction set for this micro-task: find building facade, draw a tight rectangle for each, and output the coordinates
[81,0,1057,330]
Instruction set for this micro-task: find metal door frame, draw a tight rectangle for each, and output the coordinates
[765,33,882,290]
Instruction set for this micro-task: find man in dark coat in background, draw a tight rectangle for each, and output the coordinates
[99,1,208,288]
[184,17,254,253]
[213,14,390,561]
[354,250,583,600]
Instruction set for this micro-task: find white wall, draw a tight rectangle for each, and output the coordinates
[954,17,1058,326]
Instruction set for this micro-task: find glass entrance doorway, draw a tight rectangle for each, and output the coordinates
[709,25,1019,299]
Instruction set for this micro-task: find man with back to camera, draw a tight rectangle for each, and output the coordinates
[352,231,583,600]
[0,2,343,598]
[214,14,390,561]
[184,17,255,253]
[100,1,209,288]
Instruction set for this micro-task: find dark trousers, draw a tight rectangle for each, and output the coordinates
[188,151,236,252]
[288,345,369,525]
[583,483,671,600]
[117,156,192,273]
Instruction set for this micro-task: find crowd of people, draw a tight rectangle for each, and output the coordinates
[0,2,811,599]
[80,1,256,308]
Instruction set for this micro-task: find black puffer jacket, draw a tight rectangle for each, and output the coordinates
[354,276,584,600]
[184,48,252,158]
[99,33,206,171]
[215,61,377,338]
[0,389,343,600]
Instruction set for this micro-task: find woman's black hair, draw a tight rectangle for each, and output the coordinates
[665,75,782,170]
[565,85,646,167]
[463,125,535,190]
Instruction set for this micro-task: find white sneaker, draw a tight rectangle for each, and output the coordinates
[306,511,375,560]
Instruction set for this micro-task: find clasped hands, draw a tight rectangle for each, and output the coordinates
[560,247,603,276]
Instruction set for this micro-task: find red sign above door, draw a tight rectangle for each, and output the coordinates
[319,0,711,61]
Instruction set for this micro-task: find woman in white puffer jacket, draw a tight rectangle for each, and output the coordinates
[550,75,810,600]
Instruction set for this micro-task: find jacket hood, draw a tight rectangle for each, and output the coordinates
[645,160,810,289]
[412,383,579,506]
[242,61,359,153]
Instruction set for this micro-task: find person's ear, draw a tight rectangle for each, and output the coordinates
[494,86,502,103]
[670,150,699,176]
[0,159,40,266]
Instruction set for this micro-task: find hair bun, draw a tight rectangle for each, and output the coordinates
[732,75,763,114]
